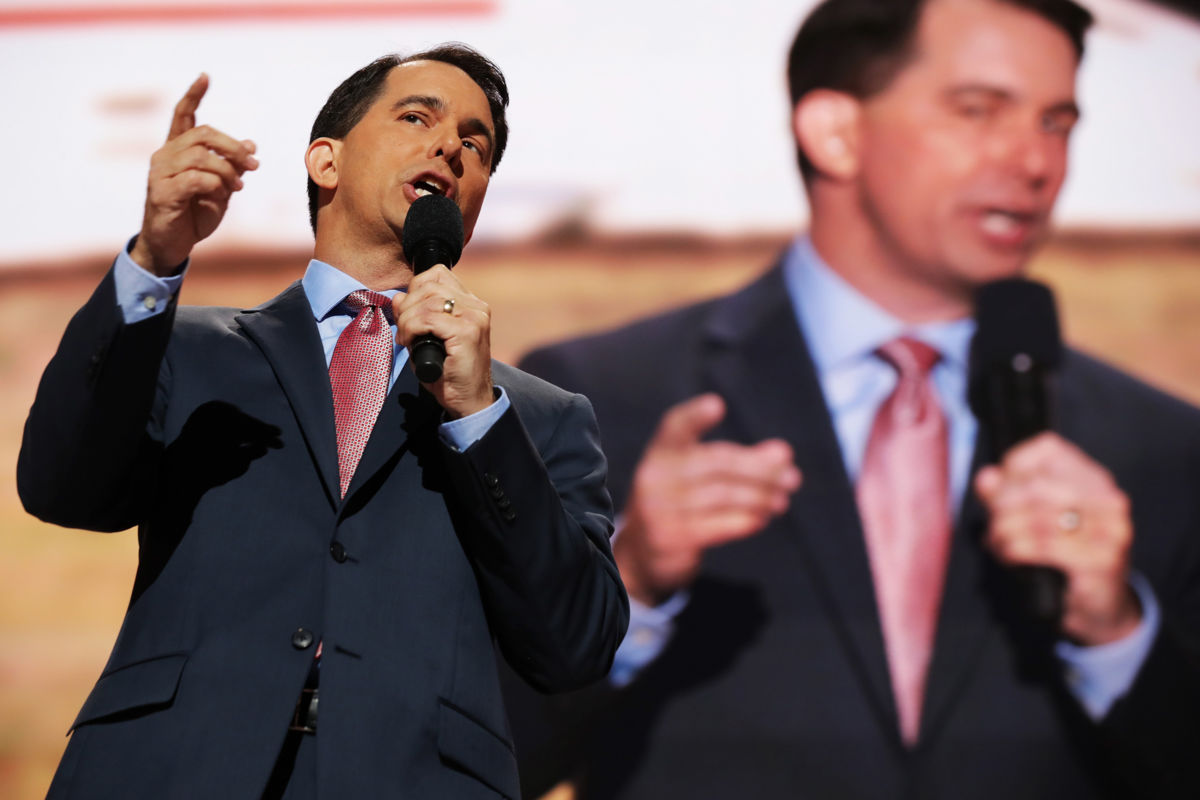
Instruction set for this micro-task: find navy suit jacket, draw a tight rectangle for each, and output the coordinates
[503,262,1200,799]
[19,267,628,800]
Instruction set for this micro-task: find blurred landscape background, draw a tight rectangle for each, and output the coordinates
[1,0,1197,797]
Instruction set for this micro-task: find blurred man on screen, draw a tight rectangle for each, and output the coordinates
[501,1,1200,797]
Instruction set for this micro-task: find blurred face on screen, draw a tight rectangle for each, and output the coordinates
[850,0,1080,303]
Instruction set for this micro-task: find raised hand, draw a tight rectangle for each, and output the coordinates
[615,393,803,606]
[130,74,259,275]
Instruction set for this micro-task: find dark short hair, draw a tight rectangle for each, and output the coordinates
[787,0,1093,179]
[306,43,510,234]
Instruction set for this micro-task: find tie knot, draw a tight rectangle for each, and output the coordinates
[877,337,940,379]
[343,290,395,324]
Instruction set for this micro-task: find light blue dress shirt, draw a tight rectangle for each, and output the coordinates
[612,236,1158,721]
[111,244,509,453]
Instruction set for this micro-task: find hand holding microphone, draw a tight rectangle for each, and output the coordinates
[970,279,1141,645]
[396,194,495,418]
[401,194,465,383]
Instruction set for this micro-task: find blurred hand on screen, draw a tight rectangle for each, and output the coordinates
[614,393,802,606]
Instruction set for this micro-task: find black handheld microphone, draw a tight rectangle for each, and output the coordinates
[401,194,465,383]
[968,278,1067,625]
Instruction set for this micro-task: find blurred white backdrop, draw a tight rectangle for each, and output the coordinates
[0,0,1196,264]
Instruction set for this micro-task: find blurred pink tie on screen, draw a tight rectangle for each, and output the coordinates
[857,337,952,745]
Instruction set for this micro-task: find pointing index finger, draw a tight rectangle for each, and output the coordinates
[651,393,726,450]
[168,73,209,141]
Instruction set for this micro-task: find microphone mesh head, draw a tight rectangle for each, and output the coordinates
[971,278,1062,369]
[401,194,465,268]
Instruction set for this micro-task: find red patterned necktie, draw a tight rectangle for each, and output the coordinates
[856,337,952,745]
[329,290,395,498]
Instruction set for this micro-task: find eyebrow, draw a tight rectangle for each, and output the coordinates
[943,85,1081,119]
[390,94,445,114]
[390,94,495,157]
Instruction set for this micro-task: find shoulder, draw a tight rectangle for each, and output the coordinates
[1062,348,1200,429]
[489,361,606,465]
[493,359,576,403]
[166,305,253,359]
[519,264,786,392]
[1060,348,1200,464]
[170,281,307,343]
[174,304,242,330]
[492,360,596,424]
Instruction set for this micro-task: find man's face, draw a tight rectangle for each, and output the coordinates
[332,60,495,252]
[852,0,1080,295]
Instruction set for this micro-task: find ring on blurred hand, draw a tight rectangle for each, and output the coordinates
[442,298,455,314]
[1057,509,1082,533]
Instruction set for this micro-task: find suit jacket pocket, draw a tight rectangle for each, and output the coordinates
[437,700,519,799]
[71,652,188,731]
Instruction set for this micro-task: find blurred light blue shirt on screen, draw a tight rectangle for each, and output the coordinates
[612,235,1158,722]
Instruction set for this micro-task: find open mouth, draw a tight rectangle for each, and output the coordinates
[412,177,448,198]
[979,208,1037,238]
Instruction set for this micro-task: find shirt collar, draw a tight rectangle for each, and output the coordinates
[301,259,401,322]
[781,236,975,374]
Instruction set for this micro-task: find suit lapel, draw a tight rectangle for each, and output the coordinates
[341,363,428,511]
[701,265,898,734]
[919,442,996,743]
[238,281,429,514]
[236,281,341,505]
[697,263,1013,746]
[923,362,1099,742]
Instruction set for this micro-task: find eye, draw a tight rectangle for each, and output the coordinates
[956,101,997,121]
[400,112,425,125]
[462,138,491,165]
[1041,112,1077,137]
[946,90,1004,123]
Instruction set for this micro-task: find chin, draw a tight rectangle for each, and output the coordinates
[951,243,1036,285]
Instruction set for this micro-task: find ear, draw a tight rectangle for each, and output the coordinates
[305,137,341,190]
[792,89,861,181]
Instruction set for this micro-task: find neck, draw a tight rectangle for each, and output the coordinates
[312,237,413,292]
[808,202,972,324]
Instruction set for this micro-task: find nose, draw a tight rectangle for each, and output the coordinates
[429,127,463,166]
[995,122,1061,191]
[1017,134,1053,188]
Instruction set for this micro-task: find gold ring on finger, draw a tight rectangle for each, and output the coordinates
[1057,508,1082,533]
[442,297,455,314]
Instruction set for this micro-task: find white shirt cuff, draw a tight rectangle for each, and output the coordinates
[1055,571,1161,720]
[438,387,511,452]
[609,590,690,687]
[113,238,185,324]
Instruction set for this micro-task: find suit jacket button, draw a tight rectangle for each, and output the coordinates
[497,497,512,511]
[330,542,348,563]
[484,473,500,488]
[291,628,314,650]
[501,509,517,523]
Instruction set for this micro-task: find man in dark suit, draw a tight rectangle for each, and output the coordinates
[502,1,1200,798]
[18,45,627,799]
